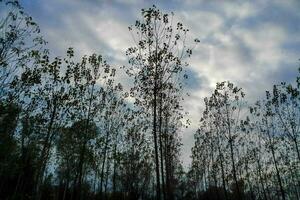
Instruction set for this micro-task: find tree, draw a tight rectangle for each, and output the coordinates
[126,5,198,199]
[0,0,45,99]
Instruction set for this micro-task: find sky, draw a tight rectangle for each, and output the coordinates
[20,0,300,167]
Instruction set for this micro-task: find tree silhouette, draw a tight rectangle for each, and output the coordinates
[0,1,299,200]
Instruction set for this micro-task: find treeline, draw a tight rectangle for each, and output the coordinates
[0,1,299,200]
[0,1,197,200]
[189,77,300,200]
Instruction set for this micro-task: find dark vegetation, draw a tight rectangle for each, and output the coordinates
[0,1,299,199]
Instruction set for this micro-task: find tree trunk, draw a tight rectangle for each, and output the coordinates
[270,145,285,200]
[217,137,228,200]
[256,153,268,200]
[265,116,285,200]
[99,126,110,199]
[35,97,58,200]
[112,142,117,195]
[77,84,95,200]
[158,91,166,200]
[225,101,242,200]
[153,60,161,200]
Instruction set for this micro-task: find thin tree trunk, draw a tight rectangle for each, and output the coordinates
[76,143,86,200]
[104,158,109,197]
[153,62,161,200]
[265,117,286,200]
[112,143,117,195]
[158,91,166,200]
[224,98,242,200]
[62,180,68,200]
[100,122,110,199]
[217,137,228,200]
[256,153,268,200]
[245,161,255,200]
[35,97,58,200]
[77,83,95,200]
[270,146,285,200]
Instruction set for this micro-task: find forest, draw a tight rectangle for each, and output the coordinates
[0,1,299,200]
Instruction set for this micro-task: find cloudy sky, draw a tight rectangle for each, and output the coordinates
[20,0,300,167]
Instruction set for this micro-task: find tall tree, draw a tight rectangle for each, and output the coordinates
[126,5,198,199]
